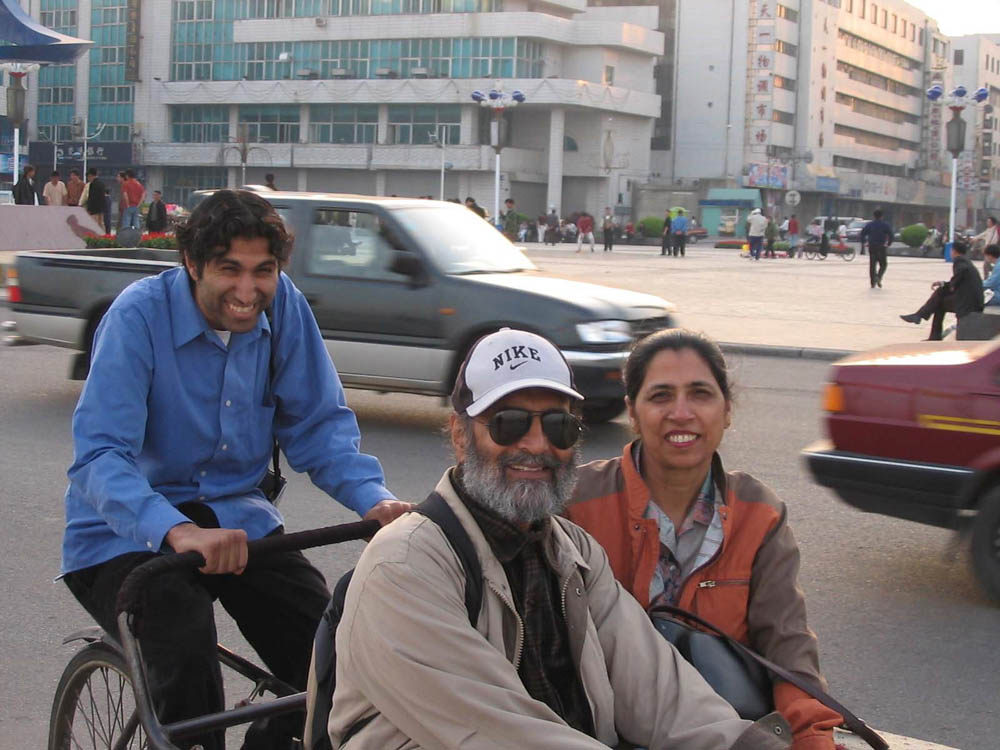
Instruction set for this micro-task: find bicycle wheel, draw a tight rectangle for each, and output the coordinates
[804,249,817,260]
[842,248,856,261]
[49,641,147,750]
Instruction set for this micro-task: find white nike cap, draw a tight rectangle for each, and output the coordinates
[451,328,584,417]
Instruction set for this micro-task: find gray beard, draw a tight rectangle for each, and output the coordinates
[460,436,579,524]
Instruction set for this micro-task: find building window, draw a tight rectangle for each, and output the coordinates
[892,14,897,33]
[99,86,133,103]
[163,166,227,205]
[870,3,877,23]
[776,4,797,21]
[834,124,918,152]
[328,0,502,14]
[238,105,301,143]
[386,104,460,145]
[838,30,920,70]
[39,9,78,30]
[175,0,214,20]
[603,65,614,85]
[954,50,965,66]
[836,60,920,97]
[38,86,75,104]
[881,9,887,27]
[772,110,795,125]
[859,0,865,17]
[171,105,230,142]
[309,104,378,143]
[835,92,919,124]
[773,74,796,91]
[775,40,797,58]
[845,0,852,12]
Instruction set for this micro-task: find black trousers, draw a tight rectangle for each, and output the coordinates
[604,231,614,251]
[671,233,686,257]
[869,245,888,286]
[64,505,330,750]
[916,286,957,340]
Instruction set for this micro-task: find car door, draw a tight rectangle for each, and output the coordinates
[292,204,449,393]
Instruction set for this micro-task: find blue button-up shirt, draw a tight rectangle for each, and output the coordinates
[671,215,690,234]
[62,266,394,574]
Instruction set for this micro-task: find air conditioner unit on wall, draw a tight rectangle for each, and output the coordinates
[411,67,429,78]
[315,16,327,26]
[375,67,398,79]
[330,68,353,79]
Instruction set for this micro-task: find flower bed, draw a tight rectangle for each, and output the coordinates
[714,239,748,249]
[83,232,178,249]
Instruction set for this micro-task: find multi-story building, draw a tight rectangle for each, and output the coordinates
[23,0,664,218]
[949,34,1000,224]
[647,0,960,230]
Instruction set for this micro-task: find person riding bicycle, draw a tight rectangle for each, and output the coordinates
[327,328,791,749]
[61,189,411,750]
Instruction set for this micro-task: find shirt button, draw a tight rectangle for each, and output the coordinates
[201,470,207,476]
[221,444,228,451]
[225,400,232,407]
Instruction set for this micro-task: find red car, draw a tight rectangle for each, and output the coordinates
[803,339,1000,600]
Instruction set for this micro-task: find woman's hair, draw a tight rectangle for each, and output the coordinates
[176,190,292,276]
[624,329,732,403]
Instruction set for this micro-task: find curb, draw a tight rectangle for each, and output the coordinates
[719,342,852,362]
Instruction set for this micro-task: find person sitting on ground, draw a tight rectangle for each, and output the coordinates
[981,245,1000,307]
[62,189,410,750]
[900,240,984,339]
[328,328,792,750]
[566,329,842,750]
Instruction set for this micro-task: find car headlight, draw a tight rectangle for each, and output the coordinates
[576,320,632,343]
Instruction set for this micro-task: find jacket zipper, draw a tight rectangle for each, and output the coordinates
[487,579,525,671]
[697,578,750,588]
[560,574,572,622]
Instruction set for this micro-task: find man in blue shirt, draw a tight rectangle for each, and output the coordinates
[859,209,893,288]
[62,190,410,749]
[670,208,690,257]
[983,245,1000,306]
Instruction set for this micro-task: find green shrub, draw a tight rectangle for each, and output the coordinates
[638,216,665,236]
[714,239,747,249]
[900,223,929,248]
[774,241,790,252]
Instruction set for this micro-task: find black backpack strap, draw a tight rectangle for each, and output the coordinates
[413,491,483,627]
[650,604,888,750]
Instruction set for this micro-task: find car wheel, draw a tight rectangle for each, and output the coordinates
[582,398,627,424]
[971,486,1000,602]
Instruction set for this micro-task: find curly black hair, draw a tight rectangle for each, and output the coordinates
[176,190,292,277]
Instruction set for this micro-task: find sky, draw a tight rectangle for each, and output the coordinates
[905,0,1000,37]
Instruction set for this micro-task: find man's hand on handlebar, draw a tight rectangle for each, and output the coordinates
[165,523,249,575]
[363,499,415,526]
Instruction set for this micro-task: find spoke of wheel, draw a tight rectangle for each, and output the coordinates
[110,671,126,737]
[83,673,110,746]
[101,666,116,745]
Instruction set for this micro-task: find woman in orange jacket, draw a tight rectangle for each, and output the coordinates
[567,329,840,750]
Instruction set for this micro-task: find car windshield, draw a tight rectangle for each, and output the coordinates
[849,221,868,229]
[390,204,536,274]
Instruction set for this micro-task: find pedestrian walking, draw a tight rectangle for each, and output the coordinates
[13,164,39,205]
[501,197,519,240]
[265,173,278,190]
[746,208,768,260]
[660,210,673,256]
[859,209,893,288]
[764,215,778,258]
[43,170,68,206]
[972,216,998,257]
[602,207,617,252]
[575,212,595,252]
[544,206,559,245]
[787,214,800,256]
[671,208,689,257]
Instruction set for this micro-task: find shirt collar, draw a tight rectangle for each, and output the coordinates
[623,439,728,518]
[167,266,270,349]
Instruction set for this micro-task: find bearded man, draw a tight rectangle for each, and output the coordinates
[326,328,791,749]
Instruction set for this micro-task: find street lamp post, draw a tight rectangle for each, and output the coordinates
[471,84,525,227]
[926,84,989,247]
[6,70,28,184]
[429,127,449,199]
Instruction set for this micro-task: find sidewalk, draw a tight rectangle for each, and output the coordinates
[519,242,976,359]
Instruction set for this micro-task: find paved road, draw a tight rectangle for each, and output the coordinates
[518,241,974,354]
[2,344,997,749]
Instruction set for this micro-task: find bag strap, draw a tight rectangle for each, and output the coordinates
[650,604,888,750]
[413,492,483,627]
[263,306,283,491]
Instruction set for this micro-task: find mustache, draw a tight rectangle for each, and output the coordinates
[497,451,566,471]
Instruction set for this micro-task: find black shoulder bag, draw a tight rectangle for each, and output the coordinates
[258,306,286,504]
[650,604,887,750]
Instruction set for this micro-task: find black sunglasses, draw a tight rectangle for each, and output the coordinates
[477,408,583,450]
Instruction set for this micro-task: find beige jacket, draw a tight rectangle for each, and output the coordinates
[327,469,791,750]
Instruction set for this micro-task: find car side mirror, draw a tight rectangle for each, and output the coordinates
[389,250,426,285]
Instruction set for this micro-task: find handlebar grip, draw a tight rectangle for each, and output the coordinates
[115,520,380,627]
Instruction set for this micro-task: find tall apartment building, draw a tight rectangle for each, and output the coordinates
[21,0,664,217]
[949,34,1000,225]
[648,0,961,229]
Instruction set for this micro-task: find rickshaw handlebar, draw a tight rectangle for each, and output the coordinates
[115,520,380,628]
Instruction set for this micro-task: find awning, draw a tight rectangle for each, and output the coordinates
[0,0,92,64]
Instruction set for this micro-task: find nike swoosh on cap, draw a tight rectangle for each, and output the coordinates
[509,361,529,370]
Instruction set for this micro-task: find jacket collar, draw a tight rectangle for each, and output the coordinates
[621,439,729,521]
[167,266,270,350]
